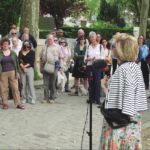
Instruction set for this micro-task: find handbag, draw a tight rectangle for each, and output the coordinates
[99,101,138,129]
[68,61,74,73]
[44,46,55,74]
[62,62,68,72]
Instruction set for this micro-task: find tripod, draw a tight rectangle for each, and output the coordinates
[86,66,94,150]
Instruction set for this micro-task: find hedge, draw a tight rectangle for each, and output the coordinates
[39,27,150,40]
[59,27,134,40]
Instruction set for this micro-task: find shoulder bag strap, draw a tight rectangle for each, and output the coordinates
[100,44,102,57]
[45,45,48,62]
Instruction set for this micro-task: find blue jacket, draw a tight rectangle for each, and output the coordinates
[136,47,143,63]
[140,45,148,61]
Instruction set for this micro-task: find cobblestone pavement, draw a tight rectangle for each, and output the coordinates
[0,85,149,149]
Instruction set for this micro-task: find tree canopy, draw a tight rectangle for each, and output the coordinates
[106,0,142,25]
[0,0,22,36]
[40,0,89,29]
[97,0,120,24]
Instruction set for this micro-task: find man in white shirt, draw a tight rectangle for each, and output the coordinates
[9,29,22,48]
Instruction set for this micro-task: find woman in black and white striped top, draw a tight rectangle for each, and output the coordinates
[99,33,148,150]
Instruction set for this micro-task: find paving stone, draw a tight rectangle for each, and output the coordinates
[0,86,149,149]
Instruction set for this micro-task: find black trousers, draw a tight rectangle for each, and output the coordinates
[112,59,117,74]
[141,60,149,88]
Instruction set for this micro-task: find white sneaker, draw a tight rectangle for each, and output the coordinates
[31,100,35,104]
[21,99,26,104]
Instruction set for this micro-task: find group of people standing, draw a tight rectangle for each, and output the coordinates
[0,24,37,109]
[0,24,149,149]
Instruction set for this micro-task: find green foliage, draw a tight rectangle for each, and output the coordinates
[91,20,119,28]
[0,0,22,37]
[106,0,142,25]
[39,30,51,39]
[97,0,119,23]
[39,27,133,40]
[84,0,100,20]
[34,68,39,80]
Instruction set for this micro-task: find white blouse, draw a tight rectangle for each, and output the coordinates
[10,45,22,56]
[84,44,105,66]
[105,62,148,116]
[104,48,111,65]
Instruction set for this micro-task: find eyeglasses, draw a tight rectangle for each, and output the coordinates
[139,38,143,40]
[59,32,63,33]
[61,42,65,43]
[54,40,58,42]
[97,36,101,38]
[12,33,17,35]
[24,46,30,48]
[79,39,85,41]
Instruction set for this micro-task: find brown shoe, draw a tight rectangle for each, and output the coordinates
[71,85,75,89]
[41,99,47,103]
[49,99,54,104]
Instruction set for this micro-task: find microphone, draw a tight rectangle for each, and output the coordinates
[92,59,107,70]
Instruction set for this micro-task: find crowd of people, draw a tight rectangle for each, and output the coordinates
[0,24,149,149]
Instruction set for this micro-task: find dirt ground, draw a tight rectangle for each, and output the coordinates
[142,127,150,150]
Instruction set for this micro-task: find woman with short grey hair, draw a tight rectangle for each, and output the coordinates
[84,31,105,104]
[19,40,36,104]
[22,33,35,51]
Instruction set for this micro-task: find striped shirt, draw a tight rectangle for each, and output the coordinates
[105,62,148,116]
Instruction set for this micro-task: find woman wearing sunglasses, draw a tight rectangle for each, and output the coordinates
[22,33,35,51]
[18,40,36,104]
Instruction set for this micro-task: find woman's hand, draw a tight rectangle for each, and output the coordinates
[101,75,107,87]
[59,68,63,74]
[23,68,27,73]
[18,73,20,80]
[86,58,95,61]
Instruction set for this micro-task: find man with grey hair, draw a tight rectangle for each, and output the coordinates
[9,29,22,47]
[45,30,57,44]
[39,34,64,104]
[8,24,20,38]
[19,27,37,48]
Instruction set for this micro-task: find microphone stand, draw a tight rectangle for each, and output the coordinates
[86,65,94,150]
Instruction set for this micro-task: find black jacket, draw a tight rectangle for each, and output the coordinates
[19,34,37,48]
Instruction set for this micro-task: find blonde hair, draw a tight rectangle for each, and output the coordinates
[113,33,139,62]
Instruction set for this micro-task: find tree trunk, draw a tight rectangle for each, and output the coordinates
[20,0,40,41]
[139,0,149,36]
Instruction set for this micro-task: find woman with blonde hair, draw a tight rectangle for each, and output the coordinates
[99,33,148,149]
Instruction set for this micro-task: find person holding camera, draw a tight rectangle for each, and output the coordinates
[99,33,148,150]
[19,40,36,104]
